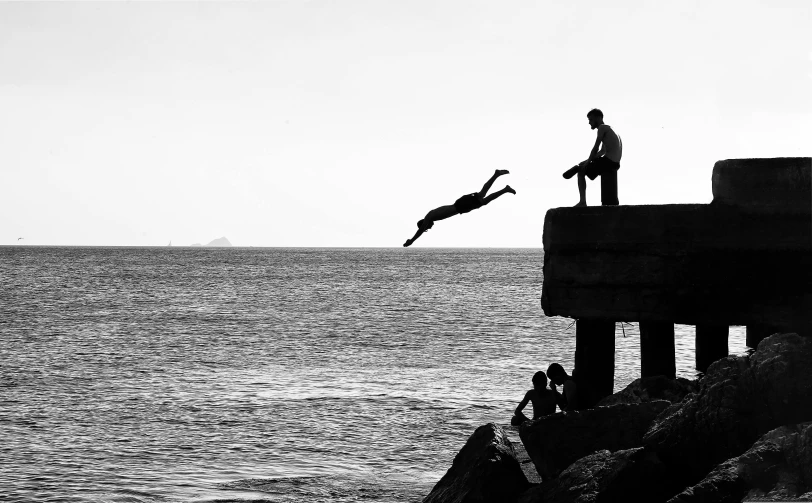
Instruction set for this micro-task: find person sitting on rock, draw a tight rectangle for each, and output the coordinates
[403,169,516,247]
[561,108,622,207]
[547,363,578,411]
[511,371,558,426]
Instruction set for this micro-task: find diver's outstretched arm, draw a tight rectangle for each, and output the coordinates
[403,228,426,247]
[403,205,459,247]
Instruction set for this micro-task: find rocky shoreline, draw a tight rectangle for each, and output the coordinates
[423,332,812,502]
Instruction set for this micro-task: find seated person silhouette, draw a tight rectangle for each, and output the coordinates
[547,363,579,411]
[511,370,558,426]
[562,108,622,207]
[403,169,515,247]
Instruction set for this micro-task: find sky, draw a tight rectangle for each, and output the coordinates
[1,0,810,247]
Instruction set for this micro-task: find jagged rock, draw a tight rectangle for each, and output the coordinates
[517,447,676,503]
[668,423,812,502]
[596,375,698,407]
[423,423,530,503]
[519,401,670,480]
[644,333,812,486]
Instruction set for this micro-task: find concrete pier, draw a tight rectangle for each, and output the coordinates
[695,324,729,372]
[541,157,811,385]
[640,322,676,379]
[574,319,615,408]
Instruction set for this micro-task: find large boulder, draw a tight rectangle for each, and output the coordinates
[668,423,812,502]
[519,401,670,480]
[644,333,812,485]
[596,375,698,407]
[423,423,531,503]
[517,447,676,503]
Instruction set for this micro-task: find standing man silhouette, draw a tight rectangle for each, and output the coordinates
[562,109,622,206]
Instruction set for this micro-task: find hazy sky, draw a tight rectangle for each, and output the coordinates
[2,0,810,247]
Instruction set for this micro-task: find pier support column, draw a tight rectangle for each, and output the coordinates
[746,324,781,348]
[639,321,676,379]
[695,324,729,372]
[574,319,616,408]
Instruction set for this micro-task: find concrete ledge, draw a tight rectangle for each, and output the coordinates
[711,157,811,213]
[541,203,812,331]
[542,204,811,252]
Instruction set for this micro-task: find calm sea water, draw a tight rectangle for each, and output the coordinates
[1,247,746,503]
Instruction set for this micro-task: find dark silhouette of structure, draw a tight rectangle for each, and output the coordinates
[512,371,557,425]
[562,108,622,207]
[403,169,516,247]
[544,157,812,406]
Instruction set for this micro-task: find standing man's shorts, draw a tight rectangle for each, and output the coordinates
[585,157,620,206]
[453,193,483,214]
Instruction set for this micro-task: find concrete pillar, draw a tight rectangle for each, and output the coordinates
[695,324,729,372]
[746,324,780,348]
[639,321,676,379]
[574,319,616,408]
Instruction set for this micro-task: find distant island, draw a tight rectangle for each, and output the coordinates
[189,237,232,247]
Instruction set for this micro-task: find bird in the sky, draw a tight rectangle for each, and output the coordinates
[17,237,23,241]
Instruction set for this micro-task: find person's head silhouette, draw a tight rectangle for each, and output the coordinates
[546,363,568,385]
[587,108,604,130]
[531,371,548,390]
[416,219,434,232]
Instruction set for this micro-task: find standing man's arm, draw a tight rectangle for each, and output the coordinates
[581,129,605,166]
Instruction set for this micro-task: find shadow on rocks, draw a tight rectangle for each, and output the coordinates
[597,375,698,407]
[644,333,812,489]
[517,446,679,503]
[669,422,812,502]
[519,401,670,480]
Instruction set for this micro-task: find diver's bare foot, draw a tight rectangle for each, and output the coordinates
[495,169,509,177]
[505,185,516,195]
[562,165,580,179]
[574,201,586,207]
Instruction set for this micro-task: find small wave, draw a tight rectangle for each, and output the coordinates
[218,475,420,503]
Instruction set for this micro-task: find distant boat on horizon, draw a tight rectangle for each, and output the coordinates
[167,241,172,247]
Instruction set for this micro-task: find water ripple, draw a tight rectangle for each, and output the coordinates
[0,247,747,502]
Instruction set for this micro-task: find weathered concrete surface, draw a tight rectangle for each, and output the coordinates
[424,423,531,503]
[643,333,812,486]
[712,157,811,213]
[541,202,812,331]
[517,447,678,503]
[668,423,812,503]
[519,401,670,480]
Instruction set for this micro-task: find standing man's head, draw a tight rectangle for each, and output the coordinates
[546,363,567,385]
[531,371,548,390]
[587,108,604,130]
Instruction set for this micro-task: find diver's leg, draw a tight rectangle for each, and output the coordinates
[481,186,516,205]
[478,169,509,197]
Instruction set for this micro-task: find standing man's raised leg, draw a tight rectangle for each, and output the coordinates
[478,169,510,197]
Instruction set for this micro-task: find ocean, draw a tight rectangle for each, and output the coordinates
[1,247,747,503]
